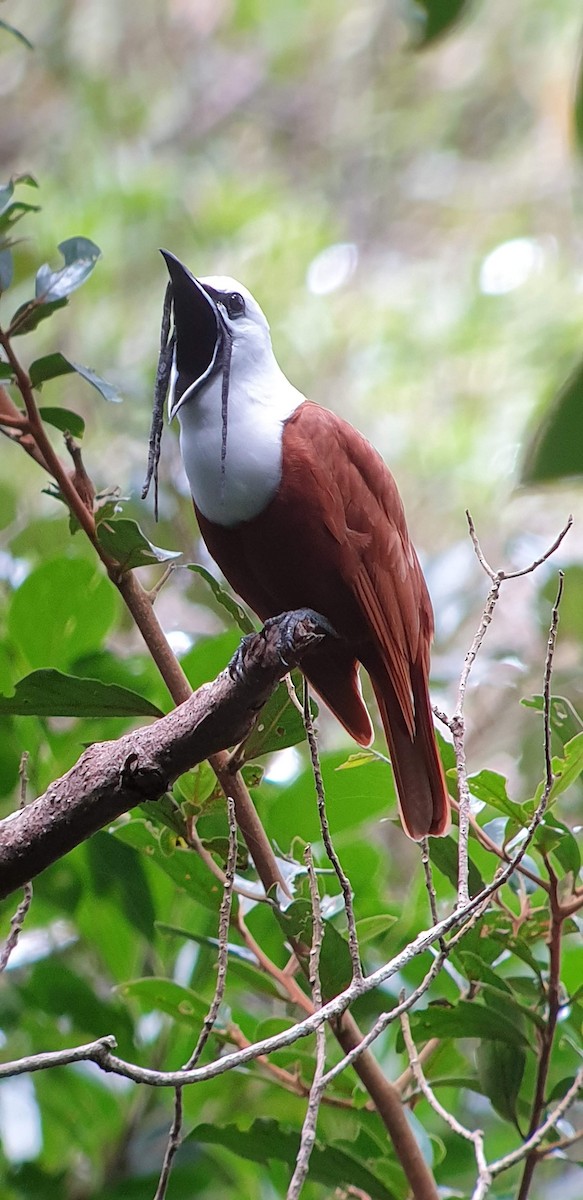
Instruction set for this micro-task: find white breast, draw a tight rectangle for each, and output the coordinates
[177,360,304,527]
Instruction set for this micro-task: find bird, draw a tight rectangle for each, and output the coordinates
[161,251,450,840]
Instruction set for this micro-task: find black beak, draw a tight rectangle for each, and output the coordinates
[160,250,225,418]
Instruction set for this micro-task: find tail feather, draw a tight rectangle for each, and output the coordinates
[302,645,374,748]
[371,665,450,840]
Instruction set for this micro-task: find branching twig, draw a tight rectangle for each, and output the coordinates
[400,1009,488,1177]
[449,514,571,907]
[470,1066,583,1200]
[0,742,562,1090]
[516,575,565,1200]
[186,794,238,1070]
[287,846,326,1199]
[235,911,314,1014]
[302,680,362,983]
[189,824,269,905]
[154,795,239,1200]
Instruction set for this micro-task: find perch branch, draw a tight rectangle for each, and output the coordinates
[0,612,329,899]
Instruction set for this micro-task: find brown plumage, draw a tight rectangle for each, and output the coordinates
[196,401,449,840]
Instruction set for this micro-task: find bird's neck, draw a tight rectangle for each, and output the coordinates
[177,353,304,527]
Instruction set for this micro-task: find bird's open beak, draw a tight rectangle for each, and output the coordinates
[160,250,226,419]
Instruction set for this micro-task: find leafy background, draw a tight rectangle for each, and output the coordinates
[1,1,583,1197]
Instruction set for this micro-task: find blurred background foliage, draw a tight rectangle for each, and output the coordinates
[2,0,583,786]
[1,0,583,1197]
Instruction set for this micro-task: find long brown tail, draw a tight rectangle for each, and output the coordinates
[371,663,450,840]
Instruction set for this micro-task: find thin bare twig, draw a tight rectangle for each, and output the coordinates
[235,911,314,1014]
[186,794,238,1070]
[0,754,33,973]
[515,574,565,1200]
[420,837,445,951]
[320,954,446,1091]
[302,679,362,983]
[400,1009,488,1177]
[473,1065,583,1199]
[189,823,267,905]
[534,1125,583,1160]
[154,795,239,1200]
[450,515,570,908]
[287,846,326,1199]
[0,761,561,1093]
[153,1089,183,1200]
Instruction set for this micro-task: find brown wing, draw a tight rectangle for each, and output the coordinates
[195,401,449,838]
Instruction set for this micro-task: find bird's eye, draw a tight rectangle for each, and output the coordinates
[226,292,245,318]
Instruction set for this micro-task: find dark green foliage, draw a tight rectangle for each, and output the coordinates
[522,357,583,483]
[0,668,163,717]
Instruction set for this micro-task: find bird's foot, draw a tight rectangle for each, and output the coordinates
[262,608,338,669]
[228,609,337,681]
[228,630,262,683]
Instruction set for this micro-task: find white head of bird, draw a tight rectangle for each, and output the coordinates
[162,252,303,526]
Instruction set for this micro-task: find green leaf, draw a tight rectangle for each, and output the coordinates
[0,176,38,228]
[576,44,583,156]
[0,362,14,379]
[190,1119,398,1200]
[521,356,583,483]
[477,1040,526,1126]
[35,237,101,301]
[173,761,219,814]
[157,923,256,965]
[265,750,394,845]
[201,835,249,870]
[241,675,316,760]
[188,564,255,633]
[456,951,513,994]
[138,793,188,839]
[30,352,75,387]
[533,731,583,806]
[17,958,134,1053]
[0,18,33,49]
[0,246,13,290]
[410,1000,530,1048]
[97,518,181,569]
[10,296,68,335]
[274,898,354,1000]
[468,769,524,822]
[29,351,122,402]
[429,835,485,896]
[407,0,473,48]
[39,406,86,438]
[0,668,162,717]
[522,694,583,749]
[534,818,581,877]
[86,832,156,939]
[8,556,119,670]
[117,977,208,1027]
[113,819,222,911]
[157,924,285,1001]
[355,914,398,944]
[70,362,123,403]
[336,750,380,770]
[180,630,241,692]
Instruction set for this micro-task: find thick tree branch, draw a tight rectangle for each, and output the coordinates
[0,611,328,899]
